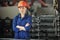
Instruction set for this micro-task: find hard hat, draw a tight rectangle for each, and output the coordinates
[18,1,30,9]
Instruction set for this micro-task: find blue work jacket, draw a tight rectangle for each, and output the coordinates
[12,14,32,39]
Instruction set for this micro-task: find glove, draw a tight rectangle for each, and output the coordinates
[16,25,26,31]
[25,23,30,27]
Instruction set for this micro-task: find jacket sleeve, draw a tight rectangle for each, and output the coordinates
[12,16,19,32]
[24,16,32,31]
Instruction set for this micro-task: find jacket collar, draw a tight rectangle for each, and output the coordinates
[18,13,28,19]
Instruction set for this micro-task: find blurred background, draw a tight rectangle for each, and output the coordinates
[0,0,60,40]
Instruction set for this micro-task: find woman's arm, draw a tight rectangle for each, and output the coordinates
[16,16,32,31]
[12,16,19,32]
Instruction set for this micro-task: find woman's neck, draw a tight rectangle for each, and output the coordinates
[20,14,25,18]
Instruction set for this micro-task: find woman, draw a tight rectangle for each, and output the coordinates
[12,1,32,39]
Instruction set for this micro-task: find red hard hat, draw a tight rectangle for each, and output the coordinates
[18,1,30,9]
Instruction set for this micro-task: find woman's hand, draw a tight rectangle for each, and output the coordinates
[25,23,30,27]
[16,25,26,31]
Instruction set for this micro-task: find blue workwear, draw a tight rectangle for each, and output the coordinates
[12,13,32,39]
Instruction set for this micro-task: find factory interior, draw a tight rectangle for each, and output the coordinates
[0,0,60,40]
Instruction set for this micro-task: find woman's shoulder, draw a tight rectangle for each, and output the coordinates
[27,15,32,17]
[13,14,19,20]
[27,15,32,19]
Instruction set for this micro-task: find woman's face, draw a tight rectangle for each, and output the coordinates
[18,6,27,15]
